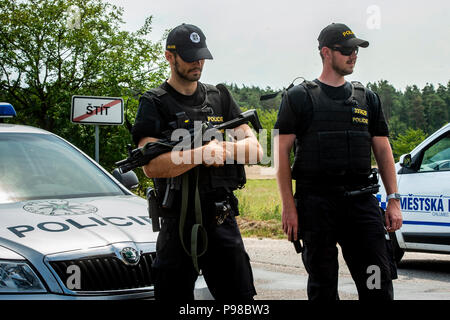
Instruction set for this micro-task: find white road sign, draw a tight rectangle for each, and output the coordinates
[71,95,124,125]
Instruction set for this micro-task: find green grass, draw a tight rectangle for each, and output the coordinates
[135,178,287,239]
[234,179,286,239]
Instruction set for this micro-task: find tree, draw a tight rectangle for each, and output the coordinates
[403,85,426,131]
[226,83,282,111]
[436,81,450,107]
[0,0,168,169]
[387,114,407,139]
[367,79,398,122]
[391,128,427,160]
[421,83,448,134]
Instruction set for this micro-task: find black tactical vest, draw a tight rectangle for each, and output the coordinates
[143,83,246,194]
[291,80,372,183]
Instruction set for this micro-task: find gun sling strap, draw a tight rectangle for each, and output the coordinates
[179,166,208,274]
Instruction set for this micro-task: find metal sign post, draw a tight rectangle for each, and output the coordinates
[95,125,100,163]
[71,96,124,163]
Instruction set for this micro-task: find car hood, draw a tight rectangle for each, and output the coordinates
[0,195,158,257]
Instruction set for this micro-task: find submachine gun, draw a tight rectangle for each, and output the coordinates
[115,109,262,174]
[344,168,380,197]
[115,109,263,232]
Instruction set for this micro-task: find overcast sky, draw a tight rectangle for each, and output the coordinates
[105,0,449,91]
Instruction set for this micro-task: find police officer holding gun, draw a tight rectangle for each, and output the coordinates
[131,23,261,301]
[275,23,402,300]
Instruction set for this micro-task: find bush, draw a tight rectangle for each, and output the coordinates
[391,128,427,160]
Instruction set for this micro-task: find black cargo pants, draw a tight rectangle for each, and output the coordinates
[152,194,256,301]
[296,191,395,300]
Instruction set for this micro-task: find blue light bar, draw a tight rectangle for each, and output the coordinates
[0,102,16,118]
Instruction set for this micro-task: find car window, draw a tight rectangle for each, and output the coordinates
[0,133,125,203]
[419,133,450,172]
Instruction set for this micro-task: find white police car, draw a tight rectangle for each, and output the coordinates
[0,102,161,299]
[377,123,450,263]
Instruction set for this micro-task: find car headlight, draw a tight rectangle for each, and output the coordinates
[0,261,46,293]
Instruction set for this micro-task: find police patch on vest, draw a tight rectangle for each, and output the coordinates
[352,107,368,126]
[352,107,367,117]
[207,116,223,123]
[353,117,368,125]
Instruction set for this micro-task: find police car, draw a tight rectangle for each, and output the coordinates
[0,102,162,299]
[377,123,450,263]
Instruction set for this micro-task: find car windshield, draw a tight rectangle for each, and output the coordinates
[0,133,125,203]
[419,134,450,172]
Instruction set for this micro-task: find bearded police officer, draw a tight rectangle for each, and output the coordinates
[132,24,261,301]
[275,23,402,300]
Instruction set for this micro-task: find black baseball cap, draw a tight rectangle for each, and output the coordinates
[166,23,213,62]
[318,23,369,49]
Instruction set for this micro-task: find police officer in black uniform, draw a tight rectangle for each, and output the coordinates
[275,23,402,300]
[132,24,261,301]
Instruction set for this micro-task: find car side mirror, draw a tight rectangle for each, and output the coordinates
[112,168,139,190]
[399,154,412,168]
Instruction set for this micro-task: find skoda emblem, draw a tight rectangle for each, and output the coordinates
[190,32,200,43]
[120,247,140,266]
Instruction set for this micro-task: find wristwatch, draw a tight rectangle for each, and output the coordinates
[387,193,401,201]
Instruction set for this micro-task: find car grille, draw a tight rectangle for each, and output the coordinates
[49,252,155,292]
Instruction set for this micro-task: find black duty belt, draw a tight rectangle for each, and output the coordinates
[297,183,380,197]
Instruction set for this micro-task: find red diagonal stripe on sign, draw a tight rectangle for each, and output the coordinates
[73,99,121,122]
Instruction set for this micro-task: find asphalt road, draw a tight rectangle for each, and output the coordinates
[243,237,450,300]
